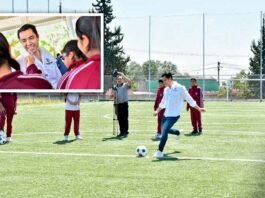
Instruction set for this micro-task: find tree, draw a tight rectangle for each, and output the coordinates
[158,61,179,75]
[142,60,160,79]
[126,61,144,80]
[91,0,130,74]
[232,70,254,99]
[248,17,265,97]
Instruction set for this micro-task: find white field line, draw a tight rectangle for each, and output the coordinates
[0,150,264,163]
[103,114,265,125]
[13,129,265,136]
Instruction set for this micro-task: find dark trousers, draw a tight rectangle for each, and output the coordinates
[116,102,129,135]
[158,116,180,152]
[190,108,202,131]
[64,110,80,136]
[0,112,14,138]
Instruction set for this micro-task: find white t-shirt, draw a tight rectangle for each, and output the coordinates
[17,48,62,89]
[65,93,80,111]
[159,81,197,117]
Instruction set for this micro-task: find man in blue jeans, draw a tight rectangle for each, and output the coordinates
[153,72,206,158]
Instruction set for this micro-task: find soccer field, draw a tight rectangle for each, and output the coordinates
[0,101,265,197]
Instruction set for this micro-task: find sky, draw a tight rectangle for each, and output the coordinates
[0,0,265,79]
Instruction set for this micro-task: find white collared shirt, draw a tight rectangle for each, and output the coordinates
[17,48,62,89]
[65,93,80,111]
[159,81,197,117]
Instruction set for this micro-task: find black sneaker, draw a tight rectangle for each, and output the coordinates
[117,133,124,137]
[198,129,203,135]
[190,130,198,135]
[123,132,129,138]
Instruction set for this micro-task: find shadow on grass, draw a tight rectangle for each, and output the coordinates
[102,136,124,141]
[152,151,202,162]
[152,156,201,162]
[151,138,161,142]
[166,151,181,155]
[184,133,199,137]
[53,139,76,145]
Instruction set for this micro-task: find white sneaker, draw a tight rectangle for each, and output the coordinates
[76,135,83,140]
[64,136,69,141]
[0,130,5,136]
[6,137,13,142]
[152,133,162,140]
[153,150,164,158]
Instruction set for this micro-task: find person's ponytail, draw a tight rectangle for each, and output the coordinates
[0,32,20,71]
[8,58,20,71]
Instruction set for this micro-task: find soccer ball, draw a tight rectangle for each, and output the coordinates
[0,135,6,145]
[136,146,148,157]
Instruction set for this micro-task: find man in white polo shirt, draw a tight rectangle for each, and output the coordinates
[153,72,206,158]
[17,24,61,89]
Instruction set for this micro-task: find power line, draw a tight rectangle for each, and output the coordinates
[125,48,250,58]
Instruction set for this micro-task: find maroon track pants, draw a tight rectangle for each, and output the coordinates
[157,110,165,134]
[64,110,80,136]
[190,108,202,130]
[0,112,14,138]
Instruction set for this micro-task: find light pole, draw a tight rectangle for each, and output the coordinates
[12,0,14,13]
[26,0,28,13]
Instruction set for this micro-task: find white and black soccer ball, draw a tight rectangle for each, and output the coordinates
[136,146,148,157]
[0,135,6,145]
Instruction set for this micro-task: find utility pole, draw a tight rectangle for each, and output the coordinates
[148,15,151,93]
[202,13,206,99]
[217,61,222,86]
[12,0,14,13]
[48,0,50,13]
[260,11,263,102]
[59,0,62,13]
[26,0,29,13]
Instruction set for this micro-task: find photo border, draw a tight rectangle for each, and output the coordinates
[0,13,104,93]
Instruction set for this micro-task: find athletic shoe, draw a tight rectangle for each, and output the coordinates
[76,135,83,140]
[0,130,5,136]
[117,133,124,137]
[176,129,183,139]
[64,136,69,141]
[189,130,198,135]
[123,132,129,138]
[198,129,203,135]
[153,150,164,158]
[6,137,13,142]
[152,133,162,140]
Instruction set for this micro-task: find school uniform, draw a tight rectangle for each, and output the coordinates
[154,86,165,134]
[0,70,52,89]
[187,85,204,132]
[64,93,80,137]
[57,54,101,89]
[0,93,17,138]
[17,48,62,89]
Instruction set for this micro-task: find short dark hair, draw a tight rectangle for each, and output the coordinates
[158,79,163,83]
[75,16,101,51]
[191,78,197,82]
[161,72,173,79]
[17,24,39,39]
[61,40,87,61]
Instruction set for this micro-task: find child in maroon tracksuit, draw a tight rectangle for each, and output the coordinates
[64,93,82,141]
[0,93,17,142]
[153,79,165,139]
[187,78,204,135]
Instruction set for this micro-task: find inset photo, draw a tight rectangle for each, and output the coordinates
[0,13,103,92]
